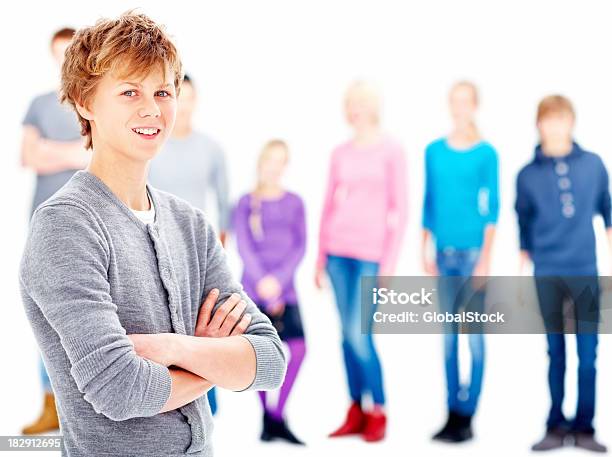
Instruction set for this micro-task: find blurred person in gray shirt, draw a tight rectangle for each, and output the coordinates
[148,74,230,247]
[20,26,89,435]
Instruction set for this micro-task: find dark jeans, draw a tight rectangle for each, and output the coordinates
[535,276,600,433]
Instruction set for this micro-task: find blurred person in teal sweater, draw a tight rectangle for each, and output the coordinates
[422,81,499,443]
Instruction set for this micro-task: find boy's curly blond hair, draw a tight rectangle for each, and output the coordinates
[60,11,183,149]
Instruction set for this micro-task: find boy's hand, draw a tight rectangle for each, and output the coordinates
[195,289,252,338]
[128,290,252,366]
[128,333,176,367]
[518,250,531,275]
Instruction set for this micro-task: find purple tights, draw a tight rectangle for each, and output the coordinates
[258,338,306,420]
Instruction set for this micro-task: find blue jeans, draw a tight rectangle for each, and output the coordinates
[326,255,385,405]
[40,356,52,393]
[436,248,485,417]
[535,276,599,433]
[207,387,217,415]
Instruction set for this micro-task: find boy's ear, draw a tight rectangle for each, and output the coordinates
[536,120,541,130]
[75,102,93,121]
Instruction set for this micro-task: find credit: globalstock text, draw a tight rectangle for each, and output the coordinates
[370,287,505,324]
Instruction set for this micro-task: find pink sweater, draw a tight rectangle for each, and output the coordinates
[317,137,408,275]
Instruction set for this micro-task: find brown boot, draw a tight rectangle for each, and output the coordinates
[22,392,59,435]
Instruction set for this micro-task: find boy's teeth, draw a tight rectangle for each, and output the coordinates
[134,128,158,135]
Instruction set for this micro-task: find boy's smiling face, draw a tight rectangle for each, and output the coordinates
[76,62,177,162]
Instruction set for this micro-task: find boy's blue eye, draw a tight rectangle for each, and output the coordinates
[122,89,171,97]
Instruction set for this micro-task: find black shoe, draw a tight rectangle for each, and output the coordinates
[455,412,474,442]
[432,411,473,443]
[261,412,305,445]
[432,412,456,442]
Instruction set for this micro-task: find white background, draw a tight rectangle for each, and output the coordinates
[1,1,611,456]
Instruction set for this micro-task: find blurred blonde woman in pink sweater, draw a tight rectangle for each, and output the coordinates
[315,81,407,442]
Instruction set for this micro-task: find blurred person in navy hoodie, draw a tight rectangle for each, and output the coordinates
[516,95,611,453]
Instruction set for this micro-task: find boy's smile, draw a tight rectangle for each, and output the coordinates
[131,126,161,139]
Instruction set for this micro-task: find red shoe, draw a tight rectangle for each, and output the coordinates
[329,402,365,437]
[362,410,387,442]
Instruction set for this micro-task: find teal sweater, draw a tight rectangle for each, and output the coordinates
[423,138,499,249]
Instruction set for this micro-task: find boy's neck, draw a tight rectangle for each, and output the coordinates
[86,149,150,211]
[541,138,573,157]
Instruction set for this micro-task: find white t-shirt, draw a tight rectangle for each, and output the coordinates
[131,191,155,225]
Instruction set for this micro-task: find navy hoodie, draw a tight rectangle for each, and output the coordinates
[515,142,611,275]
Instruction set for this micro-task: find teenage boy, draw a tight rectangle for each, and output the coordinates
[20,27,89,435]
[422,81,499,443]
[20,12,285,457]
[516,95,610,453]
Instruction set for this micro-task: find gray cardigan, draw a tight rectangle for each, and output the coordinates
[19,170,286,457]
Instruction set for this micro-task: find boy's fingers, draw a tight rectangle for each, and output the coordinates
[209,293,241,329]
[230,314,252,336]
[196,288,219,331]
[220,300,247,335]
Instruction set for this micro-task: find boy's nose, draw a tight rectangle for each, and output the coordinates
[138,98,161,118]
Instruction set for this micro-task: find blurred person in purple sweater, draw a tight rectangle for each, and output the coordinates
[233,140,306,445]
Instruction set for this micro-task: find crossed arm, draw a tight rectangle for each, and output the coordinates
[21,204,285,422]
[21,125,90,174]
[129,289,256,413]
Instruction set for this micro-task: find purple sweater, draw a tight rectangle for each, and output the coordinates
[233,191,306,308]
